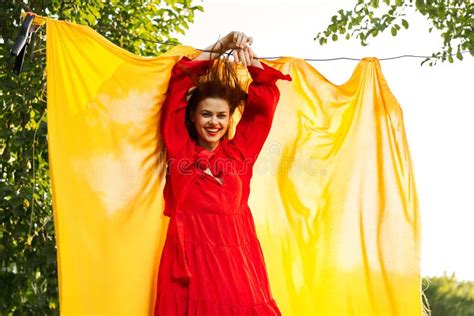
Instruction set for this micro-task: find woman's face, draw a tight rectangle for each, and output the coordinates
[191,97,230,151]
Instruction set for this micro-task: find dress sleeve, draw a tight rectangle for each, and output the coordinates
[160,56,213,156]
[231,62,292,162]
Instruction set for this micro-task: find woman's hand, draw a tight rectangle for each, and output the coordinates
[219,31,261,67]
[222,31,256,67]
[232,45,263,69]
[194,31,261,68]
[221,31,253,50]
[194,31,253,61]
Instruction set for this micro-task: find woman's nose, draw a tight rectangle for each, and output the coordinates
[209,116,219,124]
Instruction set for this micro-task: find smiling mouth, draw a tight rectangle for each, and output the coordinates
[205,128,221,136]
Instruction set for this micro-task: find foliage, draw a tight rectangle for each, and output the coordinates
[315,0,474,66]
[1,0,473,314]
[0,0,202,314]
[423,273,474,316]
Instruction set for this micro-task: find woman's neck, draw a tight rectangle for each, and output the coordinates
[197,139,219,152]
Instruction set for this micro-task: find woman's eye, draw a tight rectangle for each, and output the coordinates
[218,115,227,119]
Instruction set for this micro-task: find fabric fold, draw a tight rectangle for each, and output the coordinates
[248,63,292,84]
[44,15,422,316]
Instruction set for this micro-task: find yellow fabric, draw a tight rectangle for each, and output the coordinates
[45,17,422,315]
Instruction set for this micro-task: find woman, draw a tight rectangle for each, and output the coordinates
[154,31,292,315]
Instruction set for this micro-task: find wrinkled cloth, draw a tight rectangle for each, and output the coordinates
[44,15,422,316]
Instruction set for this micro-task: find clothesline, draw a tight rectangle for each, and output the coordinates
[127,32,473,61]
[14,12,473,63]
[254,52,473,61]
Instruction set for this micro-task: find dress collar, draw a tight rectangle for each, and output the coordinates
[193,140,224,178]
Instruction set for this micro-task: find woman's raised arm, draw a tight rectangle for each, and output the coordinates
[160,58,213,156]
[231,47,291,163]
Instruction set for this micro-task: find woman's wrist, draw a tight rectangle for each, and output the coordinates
[218,35,232,51]
[208,38,227,55]
[217,38,227,52]
[194,39,227,60]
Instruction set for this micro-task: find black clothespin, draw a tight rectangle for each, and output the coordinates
[10,14,38,75]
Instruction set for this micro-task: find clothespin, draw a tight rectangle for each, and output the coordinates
[10,12,40,75]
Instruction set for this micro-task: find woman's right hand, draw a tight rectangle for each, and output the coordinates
[222,31,253,50]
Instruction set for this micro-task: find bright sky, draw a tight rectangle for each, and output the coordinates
[176,0,474,281]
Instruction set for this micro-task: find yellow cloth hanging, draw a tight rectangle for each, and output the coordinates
[44,17,422,315]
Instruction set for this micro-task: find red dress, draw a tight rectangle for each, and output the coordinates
[154,56,291,315]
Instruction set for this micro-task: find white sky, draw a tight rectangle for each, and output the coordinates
[175,0,474,281]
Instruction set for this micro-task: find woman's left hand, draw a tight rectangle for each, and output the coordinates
[232,45,263,68]
[232,46,253,66]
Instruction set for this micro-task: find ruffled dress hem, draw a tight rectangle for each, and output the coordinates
[155,290,281,316]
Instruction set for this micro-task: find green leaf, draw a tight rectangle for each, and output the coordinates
[421,58,430,66]
[391,26,397,36]
[415,0,425,11]
[370,0,379,8]
[368,28,379,38]
[402,19,409,29]
[194,5,204,12]
[332,34,338,41]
